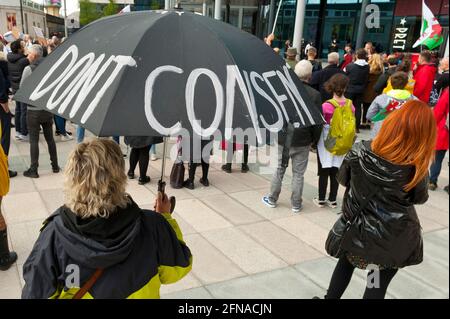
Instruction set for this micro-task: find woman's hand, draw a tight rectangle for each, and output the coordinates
[154,191,171,214]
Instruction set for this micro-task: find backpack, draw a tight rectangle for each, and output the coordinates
[324,99,356,155]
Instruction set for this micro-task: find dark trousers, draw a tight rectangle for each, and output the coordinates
[27,110,58,171]
[54,115,66,135]
[326,255,398,299]
[129,145,151,178]
[226,143,249,165]
[0,107,11,155]
[346,92,363,128]
[430,150,447,184]
[317,155,339,202]
[188,160,209,182]
[362,102,371,124]
[15,101,28,136]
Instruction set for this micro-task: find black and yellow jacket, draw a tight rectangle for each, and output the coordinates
[22,198,192,299]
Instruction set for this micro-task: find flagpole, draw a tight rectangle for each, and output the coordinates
[271,0,283,35]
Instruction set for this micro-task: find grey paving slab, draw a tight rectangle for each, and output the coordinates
[162,287,213,299]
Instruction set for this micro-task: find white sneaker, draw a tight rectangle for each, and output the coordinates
[313,197,327,208]
[15,133,22,140]
[150,154,158,161]
[262,196,277,208]
[326,200,338,209]
[60,134,73,142]
[19,134,29,142]
[292,204,303,213]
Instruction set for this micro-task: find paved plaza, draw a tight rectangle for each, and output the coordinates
[1,123,448,299]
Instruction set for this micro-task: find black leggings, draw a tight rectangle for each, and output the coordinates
[188,160,209,182]
[129,145,151,178]
[318,155,339,202]
[326,255,398,299]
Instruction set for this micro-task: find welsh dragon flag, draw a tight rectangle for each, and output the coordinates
[412,1,444,50]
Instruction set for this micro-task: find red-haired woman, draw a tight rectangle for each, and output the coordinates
[322,100,436,299]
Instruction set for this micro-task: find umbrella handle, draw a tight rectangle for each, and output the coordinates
[158,137,176,213]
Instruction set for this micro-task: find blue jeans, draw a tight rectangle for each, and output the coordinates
[54,115,66,135]
[430,150,447,184]
[15,102,28,136]
[150,144,156,154]
[77,126,119,145]
[76,126,85,143]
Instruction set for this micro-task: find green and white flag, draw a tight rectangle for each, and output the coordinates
[412,0,443,50]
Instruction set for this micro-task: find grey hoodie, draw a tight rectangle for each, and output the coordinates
[366,89,416,137]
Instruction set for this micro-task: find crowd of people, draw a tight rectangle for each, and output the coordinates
[261,39,448,298]
[0,29,449,300]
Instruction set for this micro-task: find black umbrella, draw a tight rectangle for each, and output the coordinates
[15,10,323,194]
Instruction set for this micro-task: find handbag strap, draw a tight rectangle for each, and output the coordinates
[73,268,104,299]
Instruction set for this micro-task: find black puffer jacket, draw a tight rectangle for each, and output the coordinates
[338,141,427,268]
[7,52,29,92]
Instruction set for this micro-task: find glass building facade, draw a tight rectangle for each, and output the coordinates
[131,0,449,57]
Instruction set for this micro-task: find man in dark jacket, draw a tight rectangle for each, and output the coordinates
[373,55,398,95]
[310,52,345,102]
[344,48,370,130]
[7,39,29,141]
[0,55,16,178]
[21,44,60,179]
[262,60,323,213]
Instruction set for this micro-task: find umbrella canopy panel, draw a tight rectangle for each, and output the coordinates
[15,11,323,143]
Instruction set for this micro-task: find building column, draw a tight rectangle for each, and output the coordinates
[214,0,222,20]
[203,1,207,16]
[165,0,170,10]
[355,0,369,49]
[293,0,306,57]
[238,7,243,29]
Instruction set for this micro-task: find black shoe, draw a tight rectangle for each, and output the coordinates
[8,170,17,178]
[138,176,150,185]
[444,185,449,194]
[428,182,438,191]
[52,166,60,173]
[199,178,209,187]
[0,229,18,271]
[221,164,232,173]
[66,131,72,136]
[183,179,195,190]
[241,163,249,173]
[23,168,39,178]
[127,171,135,179]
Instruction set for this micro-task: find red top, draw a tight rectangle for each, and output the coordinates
[340,53,353,70]
[413,63,437,103]
[433,88,449,151]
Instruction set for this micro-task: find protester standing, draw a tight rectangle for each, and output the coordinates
[20,45,60,179]
[323,100,436,299]
[373,55,398,95]
[413,51,437,103]
[344,48,369,132]
[340,43,353,70]
[429,88,449,191]
[7,39,29,141]
[310,52,344,102]
[382,59,415,94]
[262,60,322,212]
[0,121,17,271]
[183,135,212,190]
[285,47,298,69]
[362,53,384,129]
[367,72,416,138]
[307,47,322,73]
[22,139,192,298]
[314,74,355,209]
[125,136,162,185]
